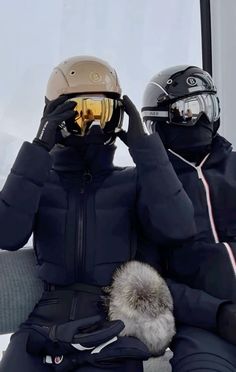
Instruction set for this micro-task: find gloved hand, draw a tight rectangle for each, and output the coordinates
[26,315,148,372]
[120,95,147,147]
[45,336,150,372]
[217,303,236,345]
[33,95,77,151]
[26,315,125,357]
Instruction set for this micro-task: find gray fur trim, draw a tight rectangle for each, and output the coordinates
[144,350,173,372]
[106,261,176,355]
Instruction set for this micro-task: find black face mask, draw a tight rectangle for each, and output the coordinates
[61,125,106,146]
[155,113,215,163]
[60,125,115,168]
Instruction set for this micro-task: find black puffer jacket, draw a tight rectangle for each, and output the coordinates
[0,133,195,286]
[166,135,236,302]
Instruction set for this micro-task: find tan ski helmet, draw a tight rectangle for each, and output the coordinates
[46,56,122,100]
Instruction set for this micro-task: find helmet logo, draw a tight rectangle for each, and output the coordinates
[90,72,102,82]
[186,77,197,86]
[167,79,173,84]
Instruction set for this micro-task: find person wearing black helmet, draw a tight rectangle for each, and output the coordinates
[141,65,236,371]
[0,57,196,371]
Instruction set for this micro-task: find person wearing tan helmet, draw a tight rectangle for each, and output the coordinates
[0,56,195,371]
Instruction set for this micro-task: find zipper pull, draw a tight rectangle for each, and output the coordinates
[80,170,92,193]
[196,166,203,179]
[83,170,92,184]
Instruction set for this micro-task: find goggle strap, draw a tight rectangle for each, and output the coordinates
[141,109,168,118]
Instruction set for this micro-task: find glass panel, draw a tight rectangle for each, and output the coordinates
[0,0,202,182]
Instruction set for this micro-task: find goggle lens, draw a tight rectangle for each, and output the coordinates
[67,96,121,135]
[169,94,220,126]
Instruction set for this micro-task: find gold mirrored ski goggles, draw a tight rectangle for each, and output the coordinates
[67,95,122,135]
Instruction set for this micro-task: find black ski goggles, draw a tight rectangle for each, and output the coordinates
[142,93,220,128]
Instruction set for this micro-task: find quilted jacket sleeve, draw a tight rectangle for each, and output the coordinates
[136,238,227,330]
[0,142,52,250]
[129,133,196,245]
[166,278,228,330]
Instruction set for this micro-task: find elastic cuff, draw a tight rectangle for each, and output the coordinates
[32,138,50,152]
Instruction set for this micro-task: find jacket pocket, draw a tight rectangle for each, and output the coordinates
[36,298,59,307]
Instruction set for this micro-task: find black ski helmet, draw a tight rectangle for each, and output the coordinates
[141,65,220,134]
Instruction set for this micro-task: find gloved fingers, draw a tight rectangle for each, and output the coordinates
[72,320,125,348]
[49,109,77,126]
[92,336,151,362]
[122,95,147,142]
[44,95,71,115]
[122,95,139,117]
[48,100,77,116]
[54,315,103,343]
[37,111,76,138]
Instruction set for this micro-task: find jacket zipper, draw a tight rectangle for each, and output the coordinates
[169,149,236,275]
[76,170,92,282]
[195,163,219,243]
[168,150,218,241]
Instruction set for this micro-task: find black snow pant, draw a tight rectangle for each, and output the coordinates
[0,284,143,372]
[170,325,236,372]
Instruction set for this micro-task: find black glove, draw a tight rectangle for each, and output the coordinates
[48,336,150,371]
[26,315,150,371]
[217,303,236,345]
[26,315,125,357]
[33,95,77,151]
[121,95,147,146]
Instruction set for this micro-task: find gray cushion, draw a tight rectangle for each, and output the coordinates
[0,248,43,334]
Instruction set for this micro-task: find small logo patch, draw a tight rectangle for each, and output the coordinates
[54,355,63,365]
[186,77,197,86]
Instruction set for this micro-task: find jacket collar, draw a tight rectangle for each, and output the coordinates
[167,135,232,172]
[50,144,116,174]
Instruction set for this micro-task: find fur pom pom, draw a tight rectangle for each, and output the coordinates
[106,260,175,355]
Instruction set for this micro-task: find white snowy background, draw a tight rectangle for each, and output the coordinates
[0,0,201,353]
